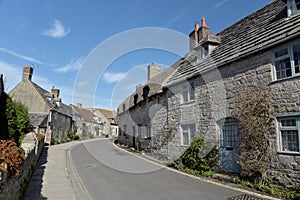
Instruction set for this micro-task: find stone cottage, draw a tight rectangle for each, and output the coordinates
[70,103,102,138]
[88,108,118,138]
[117,62,181,156]
[118,0,300,189]
[9,66,73,144]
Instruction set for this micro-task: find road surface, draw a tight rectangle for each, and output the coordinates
[68,139,257,200]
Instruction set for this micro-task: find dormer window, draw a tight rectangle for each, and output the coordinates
[287,0,300,17]
[197,46,209,61]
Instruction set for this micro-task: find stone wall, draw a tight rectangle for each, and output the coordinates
[166,43,300,189]
[0,133,44,200]
[117,39,300,189]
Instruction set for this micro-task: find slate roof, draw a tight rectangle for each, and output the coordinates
[118,59,183,112]
[30,82,72,117]
[71,104,98,123]
[167,0,300,85]
[29,112,48,127]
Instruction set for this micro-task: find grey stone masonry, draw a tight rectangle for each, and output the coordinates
[0,133,44,200]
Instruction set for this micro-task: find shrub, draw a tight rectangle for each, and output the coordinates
[169,137,218,177]
[5,97,30,146]
[0,140,25,175]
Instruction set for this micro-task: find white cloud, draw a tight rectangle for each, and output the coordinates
[55,57,84,73]
[102,72,126,84]
[43,19,70,39]
[214,0,229,8]
[0,61,21,91]
[0,47,47,65]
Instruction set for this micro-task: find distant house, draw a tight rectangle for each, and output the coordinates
[88,108,118,138]
[70,103,102,138]
[9,66,73,144]
[117,0,300,189]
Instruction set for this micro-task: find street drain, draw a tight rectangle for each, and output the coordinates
[228,194,265,200]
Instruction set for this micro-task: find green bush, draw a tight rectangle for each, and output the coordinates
[2,95,30,146]
[169,137,218,177]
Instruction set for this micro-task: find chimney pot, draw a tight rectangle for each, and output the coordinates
[77,103,82,108]
[195,22,200,31]
[201,18,207,27]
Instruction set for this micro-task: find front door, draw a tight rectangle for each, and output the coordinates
[218,119,240,173]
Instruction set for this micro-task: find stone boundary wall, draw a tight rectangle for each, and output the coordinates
[0,133,44,200]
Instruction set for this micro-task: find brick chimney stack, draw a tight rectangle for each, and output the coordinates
[147,63,161,81]
[51,86,60,98]
[22,66,33,82]
[198,18,210,41]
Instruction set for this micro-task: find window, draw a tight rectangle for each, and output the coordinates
[182,81,195,103]
[181,124,196,146]
[287,0,300,16]
[197,46,209,61]
[273,43,300,80]
[146,125,151,138]
[278,117,300,153]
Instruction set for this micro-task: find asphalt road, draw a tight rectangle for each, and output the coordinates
[68,139,253,200]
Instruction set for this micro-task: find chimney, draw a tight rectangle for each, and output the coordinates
[51,86,60,98]
[22,66,33,82]
[136,84,142,90]
[198,18,210,41]
[77,103,82,108]
[147,63,161,81]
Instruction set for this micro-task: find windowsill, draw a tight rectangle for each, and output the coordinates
[277,151,300,156]
[181,100,196,106]
[270,74,300,85]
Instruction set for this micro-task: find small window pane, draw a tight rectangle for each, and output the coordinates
[274,48,288,58]
[182,90,188,102]
[182,130,189,145]
[189,82,195,101]
[293,44,300,74]
[281,130,299,152]
[275,58,292,79]
[281,119,296,127]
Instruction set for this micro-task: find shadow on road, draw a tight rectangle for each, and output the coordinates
[23,146,49,200]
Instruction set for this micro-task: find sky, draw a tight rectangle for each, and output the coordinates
[0,0,273,111]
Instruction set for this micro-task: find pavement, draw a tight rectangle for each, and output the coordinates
[24,141,82,200]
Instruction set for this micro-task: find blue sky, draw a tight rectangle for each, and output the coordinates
[0,0,273,110]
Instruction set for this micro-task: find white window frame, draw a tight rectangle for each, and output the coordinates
[273,42,300,80]
[277,117,300,153]
[197,46,209,61]
[181,124,196,146]
[182,81,195,103]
